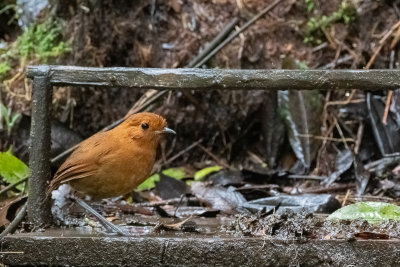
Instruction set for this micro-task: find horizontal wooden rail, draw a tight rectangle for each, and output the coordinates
[27,65,400,90]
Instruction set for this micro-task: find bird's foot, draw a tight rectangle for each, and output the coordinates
[74,197,127,236]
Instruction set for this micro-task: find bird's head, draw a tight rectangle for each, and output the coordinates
[123,112,175,144]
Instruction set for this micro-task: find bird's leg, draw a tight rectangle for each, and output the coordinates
[74,197,126,236]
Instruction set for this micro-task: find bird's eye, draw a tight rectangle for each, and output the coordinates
[141,123,149,130]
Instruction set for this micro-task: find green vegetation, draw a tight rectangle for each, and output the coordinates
[0,148,29,191]
[297,60,308,70]
[304,0,356,44]
[0,102,20,136]
[0,61,11,79]
[194,165,221,181]
[327,202,400,223]
[305,0,315,12]
[0,17,70,81]
[137,167,189,191]
[16,18,70,62]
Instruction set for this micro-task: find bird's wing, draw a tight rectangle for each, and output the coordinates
[47,131,113,195]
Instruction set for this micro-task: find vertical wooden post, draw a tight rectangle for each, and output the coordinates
[27,66,52,226]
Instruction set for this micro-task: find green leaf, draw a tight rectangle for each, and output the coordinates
[136,167,188,191]
[0,61,11,78]
[327,202,400,222]
[162,168,187,179]
[0,148,29,190]
[194,166,222,181]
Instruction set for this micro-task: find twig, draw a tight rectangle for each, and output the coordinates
[173,194,186,217]
[136,197,197,207]
[0,201,27,239]
[315,111,337,172]
[391,22,400,49]
[188,18,239,67]
[382,49,395,125]
[297,134,354,143]
[324,98,364,107]
[325,90,357,107]
[163,138,204,166]
[330,42,343,69]
[194,0,282,67]
[287,174,327,180]
[196,143,230,169]
[334,117,349,149]
[341,189,351,207]
[311,42,328,53]
[364,154,400,171]
[337,194,393,203]
[366,20,400,69]
[354,122,364,155]
[0,177,28,196]
[125,90,169,119]
[303,183,355,194]
[383,90,393,125]
[320,54,353,69]
[246,150,266,165]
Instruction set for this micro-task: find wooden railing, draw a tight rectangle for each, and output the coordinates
[26,65,400,226]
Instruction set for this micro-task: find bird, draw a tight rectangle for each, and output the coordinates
[47,112,175,234]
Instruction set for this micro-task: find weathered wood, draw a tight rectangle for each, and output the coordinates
[27,65,400,90]
[3,233,400,266]
[27,65,52,226]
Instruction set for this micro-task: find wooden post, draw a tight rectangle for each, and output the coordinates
[27,66,52,226]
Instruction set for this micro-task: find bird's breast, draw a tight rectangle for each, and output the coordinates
[70,144,156,199]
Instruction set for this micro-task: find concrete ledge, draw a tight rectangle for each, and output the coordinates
[2,233,400,266]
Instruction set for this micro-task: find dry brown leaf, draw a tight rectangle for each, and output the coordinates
[0,196,26,227]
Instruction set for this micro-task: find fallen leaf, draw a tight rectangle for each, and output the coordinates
[323,149,353,187]
[154,216,196,232]
[163,216,192,230]
[194,166,222,181]
[155,174,187,199]
[0,149,29,191]
[106,216,118,222]
[191,182,246,214]
[137,167,189,191]
[0,196,26,227]
[278,56,323,171]
[327,202,400,223]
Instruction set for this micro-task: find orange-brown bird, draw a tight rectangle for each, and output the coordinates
[49,112,175,198]
[48,112,175,234]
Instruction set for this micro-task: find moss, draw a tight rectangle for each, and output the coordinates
[0,17,70,82]
[304,0,356,44]
[16,18,71,62]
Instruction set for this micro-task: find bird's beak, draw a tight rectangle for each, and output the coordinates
[157,127,176,135]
